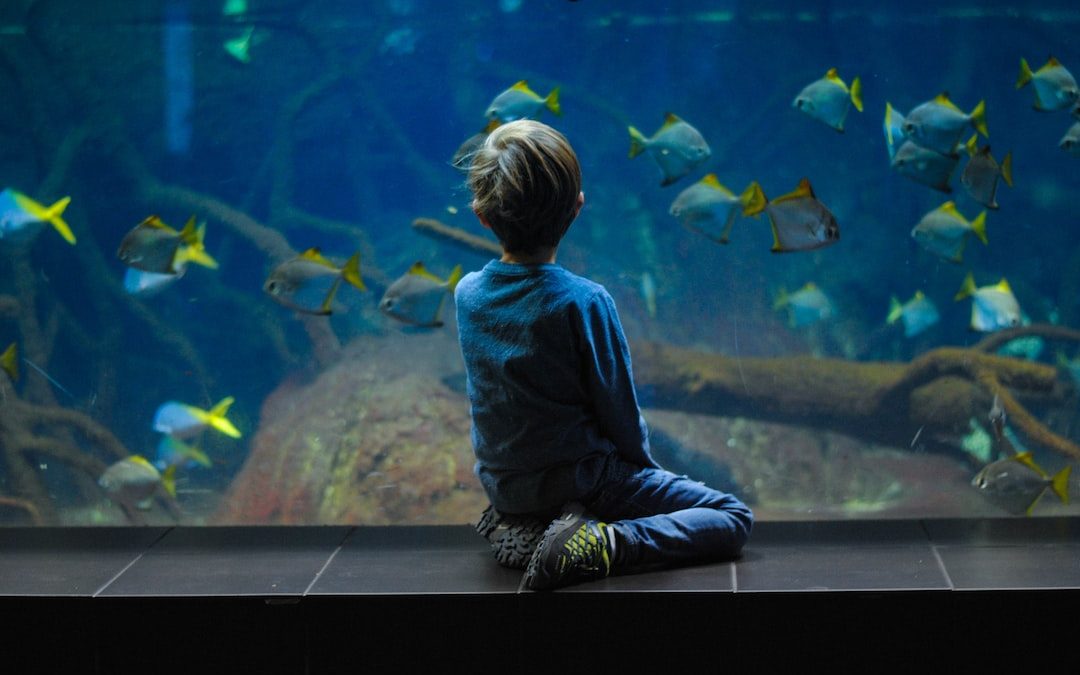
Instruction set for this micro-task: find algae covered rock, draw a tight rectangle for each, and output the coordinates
[215,332,487,524]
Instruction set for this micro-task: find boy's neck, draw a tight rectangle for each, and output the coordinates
[500,247,557,265]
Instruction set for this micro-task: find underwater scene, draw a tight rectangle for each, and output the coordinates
[0,0,1078,526]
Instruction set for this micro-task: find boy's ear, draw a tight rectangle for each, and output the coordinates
[473,206,493,230]
[573,191,585,220]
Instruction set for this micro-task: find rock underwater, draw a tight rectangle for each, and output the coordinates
[214,331,488,524]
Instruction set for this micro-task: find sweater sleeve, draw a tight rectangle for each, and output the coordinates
[578,290,660,469]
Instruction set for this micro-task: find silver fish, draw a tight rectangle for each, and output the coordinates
[972,451,1070,516]
[628,113,712,187]
[954,273,1021,333]
[793,67,863,132]
[1017,56,1079,112]
[774,282,833,328]
[886,290,939,338]
[1060,122,1080,156]
[99,455,176,509]
[485,81,560,122]
[891,140,959,193]
[901,92,988,155]
[961,138,1013,209]
[264,248,365,315]
[668,174,763,244]
[910,201,987,264]
[379,262,463,328]
[745,179,839,253]
[883,102,907,160]
[117,215,217,274]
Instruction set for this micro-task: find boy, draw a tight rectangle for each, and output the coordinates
[455,120,753,591]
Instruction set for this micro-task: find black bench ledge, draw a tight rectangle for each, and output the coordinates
[3,519,1079,672]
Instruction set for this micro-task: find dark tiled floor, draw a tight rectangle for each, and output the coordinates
[1,518,1078,597]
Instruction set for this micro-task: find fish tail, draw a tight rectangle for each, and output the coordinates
[1001,151,1014,187]
[446,264,464,293]
[771,287,789,311]
[964,133,978,157]
[627,126,648,158]
[886,296,902,324]
[954,272,977,301]
[545,87,561,116]
[182,441,212,468]
[205,396,242,438]
[970,100,988,138]
[1051,465,1072,504]
[179,245,220,270]
[849,76,863,112]
[741,181,767,217]
[341,252,367,291]
[1016,57,1033,89]
[162,464,178,498]
[1,342,17,382]
[970,211,989,245]
[44,196,76,245]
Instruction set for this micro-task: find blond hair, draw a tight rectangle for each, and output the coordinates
[468,120,582,255]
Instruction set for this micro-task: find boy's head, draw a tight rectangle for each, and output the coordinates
[468,120,582,256]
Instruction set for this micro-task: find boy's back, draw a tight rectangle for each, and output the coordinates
[455,260,653,515]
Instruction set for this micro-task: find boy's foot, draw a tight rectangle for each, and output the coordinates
[523,503,615,590]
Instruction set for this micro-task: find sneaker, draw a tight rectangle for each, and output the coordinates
[523,503,614,590]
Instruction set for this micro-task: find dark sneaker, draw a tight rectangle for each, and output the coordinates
[523,503,614,590]
[475,504,548,570]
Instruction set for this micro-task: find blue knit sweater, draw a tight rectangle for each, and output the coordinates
[454,260,658,514]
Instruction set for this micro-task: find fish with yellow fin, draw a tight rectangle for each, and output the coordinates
[793,67,863,132]
[155,435,212,470]
[99,455,177,511]
[743,178,839,253]
[485,81,560,122]
[883,102,908,159]
[628,113,712,187]
[1060,122,1080,156]
[887,291,939,338]
[1,342,17,383]
[0,189,75,245]
[1016,56,1078,112]
[264,248,365,316]
[890,140,959,193]
[902,93,988,155]
[774,283,833,328]
[668,174,764,244]
[380,262,463,328]
[972,451,1070,516]
[960,135,1013,209]
[954,273,1021,332]
[910,201,987,263]
[153,396,242,440]
[117,215,218,274]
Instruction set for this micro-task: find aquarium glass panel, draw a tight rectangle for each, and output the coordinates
[0,0,1077,527]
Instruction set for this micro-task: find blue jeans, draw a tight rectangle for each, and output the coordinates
[581,457,754,571]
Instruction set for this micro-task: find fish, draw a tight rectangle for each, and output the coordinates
[222,0,247,17]
[123,266,186,297]
[153,396,242,439]
[1,342,17,382]
[792,67,863,132]
[960,135,1013,209]
[117,215,218,274]
[640,271,657,319]
[668,174,765,244]
[379,261,463,328]
[1016,56,1079,112]
[883,102,907,160]
[901,92,988,155]
[99,455,177,509]
[628,113,712,187]
[223,26,255,63]
[155,434,211,470]
[451,118,501,173]
[264,248,366,315]
[1060,122,1080,156]
[886,290,940,338]
[773,282,833,328]
[988,394,1006,443]
[954,273,1022,332]
[742,178,839,253]
[890,140,959,192]
[910,201,987,263]
[484,80,560,122]
[0,189,75,245]
[972,451,1070,516]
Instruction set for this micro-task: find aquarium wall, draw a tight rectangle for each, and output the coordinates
[0,0,1077,526]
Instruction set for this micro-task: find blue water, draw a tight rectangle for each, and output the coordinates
[0,0,1078,524]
